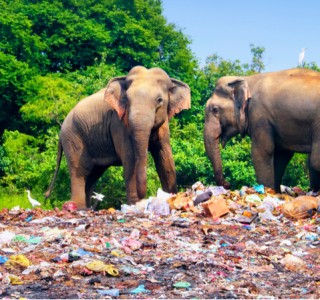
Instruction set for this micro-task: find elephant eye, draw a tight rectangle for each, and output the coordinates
[156,97,163,105]
[211,106,219,113]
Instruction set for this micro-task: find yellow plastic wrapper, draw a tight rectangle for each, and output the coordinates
[5,254,31,269]
[4,274,24,285]
[86,260,119,276]
[281,196,320,219]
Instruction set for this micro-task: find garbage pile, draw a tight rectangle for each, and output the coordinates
[1,183,320,299]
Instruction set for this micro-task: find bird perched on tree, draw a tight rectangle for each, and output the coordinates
[25,190,41,207]
[298,48,307,67]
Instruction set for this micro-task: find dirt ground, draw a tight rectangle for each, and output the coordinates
[1,186,320,299]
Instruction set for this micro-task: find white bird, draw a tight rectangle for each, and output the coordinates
[25,190,41,207]
[91,192,105,202]
[298,48,307,67]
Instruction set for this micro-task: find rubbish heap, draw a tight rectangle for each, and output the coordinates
[0,182,320,299]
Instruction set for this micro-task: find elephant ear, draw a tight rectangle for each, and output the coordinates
[228,79,251,137]
[168,79,191,119]
[104,76,127,120]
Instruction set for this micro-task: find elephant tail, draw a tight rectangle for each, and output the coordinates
[44,139,63,199]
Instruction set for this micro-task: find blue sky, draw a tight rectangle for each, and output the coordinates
[162,0,320,72]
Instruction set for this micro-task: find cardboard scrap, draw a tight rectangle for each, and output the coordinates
[201,197,229,218]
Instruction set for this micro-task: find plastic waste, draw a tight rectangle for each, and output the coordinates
[145,188,171,215]
[121,238,142,251]
[129,228,140,239]
[145,197,170,215]
[245,194,262,206]
[42,227,67,242]
[62,201,78,211]
[86,260,119,276]
[192,181,205,191]
[281,254,306,271]
[258,196,284,212]
[253,184,265,194]
[281,196,320,219]
[280,185,296,196]
[207,185,229,195]
[3,274,23,285]
[305,233,318,242]
[97,289,120,297]
[259,209,279,221]
[0,231,16,246]
[5,254,31,269]
[173,281,191,289]
[0,255,8,264]
[130,284,150,294]
[235,210,257,224]
[120,204,141,214]
[194,190,212,206]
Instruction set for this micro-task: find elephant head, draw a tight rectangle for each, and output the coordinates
[104,66,190,199]
[204,76,251,188]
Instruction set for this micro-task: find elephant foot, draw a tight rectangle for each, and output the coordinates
[127,197,142,205]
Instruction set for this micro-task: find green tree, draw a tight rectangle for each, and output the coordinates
[249,44,265,73]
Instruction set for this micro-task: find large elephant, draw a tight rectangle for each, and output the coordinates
[204,68,320,192]
[45,66,191,209]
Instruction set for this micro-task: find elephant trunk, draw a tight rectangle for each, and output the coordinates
[204,118,230,189]
[130,114,153,199]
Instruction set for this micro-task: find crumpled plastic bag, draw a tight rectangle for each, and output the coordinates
[281,196,320,219]
[86,260,119,276]
[145,188,171,215]
[3,274,23,285]
[0,231,16,246]
[281,254,306,271]
[5,254,31,269]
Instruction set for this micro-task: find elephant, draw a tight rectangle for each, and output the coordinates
[45,66,191,209]
[204,68,320,192]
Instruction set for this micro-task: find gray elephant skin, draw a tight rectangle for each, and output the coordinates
[46,66,191,209]
[204,68,320,192]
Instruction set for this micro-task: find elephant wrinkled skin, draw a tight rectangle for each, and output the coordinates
[204,68,320,192]
[46,66,191,209]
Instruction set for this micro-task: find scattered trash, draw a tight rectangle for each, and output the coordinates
[62,201,78,211]
[202,196,229,218]
[281,196,320,219]
[194,190,212,206]
[281,254,306,271]
[97,288,120,297]
[129,284,150,294]
[0,182,319,298]
[253,184,265,194]
[173,281,191,289]
[86,260,119,276]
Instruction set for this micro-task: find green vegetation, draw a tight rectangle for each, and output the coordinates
[0,0,316,209]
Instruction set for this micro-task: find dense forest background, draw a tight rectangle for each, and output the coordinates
[1,0,319,209]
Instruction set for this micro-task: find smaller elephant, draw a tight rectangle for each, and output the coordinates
[45,66,191,209]
[204,68,320,192]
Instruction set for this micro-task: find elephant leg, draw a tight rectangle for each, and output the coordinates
[70,170,87,210]
[85,165,108,208]
[307,155,320,192]
[116,139,139,204]
[149,122,177,194]
[251,129,275,190]
[123,163,140,204]
[68,150,94,209]
[273,148,294,190]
